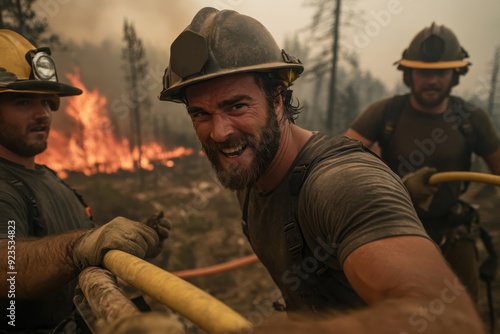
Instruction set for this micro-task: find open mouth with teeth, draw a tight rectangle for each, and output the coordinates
[221,144,247,158]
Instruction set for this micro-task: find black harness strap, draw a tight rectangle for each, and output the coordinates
[0,167,45,236]
[0,165,93,237]
[241,156,318,259]
[378,94,408,150]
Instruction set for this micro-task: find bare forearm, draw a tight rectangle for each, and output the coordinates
[483,148,500,175]
[0,230,87,299]
[255,294,483,334]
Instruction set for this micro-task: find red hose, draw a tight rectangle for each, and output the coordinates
[172,254,259,279]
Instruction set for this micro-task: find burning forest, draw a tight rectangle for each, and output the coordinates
[36,68,193,178]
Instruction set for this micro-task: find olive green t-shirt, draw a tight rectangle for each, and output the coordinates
[237,133,429,311]
[350,95,500,221]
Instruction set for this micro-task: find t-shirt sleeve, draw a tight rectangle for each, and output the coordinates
[469,105,500,156]
[299,151,431,268]
[0,181,31,238]
[349,98,392,143]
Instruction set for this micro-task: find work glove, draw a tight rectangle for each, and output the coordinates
[101,312,185,334]
[72,216,160,270]
[402,166,438,211]
[142,211,171,258]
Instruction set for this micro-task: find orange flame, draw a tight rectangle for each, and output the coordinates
[36,68,192,178]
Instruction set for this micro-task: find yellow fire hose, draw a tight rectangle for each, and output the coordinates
[429,171,500,186]
[103,250,253,334]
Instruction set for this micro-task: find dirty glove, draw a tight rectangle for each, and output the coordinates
[142,211,171,258]
[402,166,438,211]
[72,216,159,270]
[101,312,185,334]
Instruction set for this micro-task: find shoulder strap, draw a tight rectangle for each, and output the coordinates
[0,167,44,236]
[240,155,318,257]
[449,96,477,151]
[286,152,335,260]
[448,97,478,193]
[284,157,319,261]
[378,94,409,150]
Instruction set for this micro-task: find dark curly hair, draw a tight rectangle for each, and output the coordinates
[253,72,302,123]
[182,72,303,123]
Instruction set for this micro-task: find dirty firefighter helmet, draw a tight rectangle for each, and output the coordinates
[396,22,470,71]
[0,29,82,106]
[159,7,304,103]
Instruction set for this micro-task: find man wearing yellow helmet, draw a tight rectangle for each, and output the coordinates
[346,23,500,304]
[0,30,166,332]
[160,10,483,333]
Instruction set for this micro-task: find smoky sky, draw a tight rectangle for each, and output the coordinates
[43,0,499,122]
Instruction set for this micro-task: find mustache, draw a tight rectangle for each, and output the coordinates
[27,119,51,131]
[203,135,256,152]
[422,84,442,91]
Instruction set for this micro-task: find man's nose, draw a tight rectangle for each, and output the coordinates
[210,114,234,142]
[426,73,440,82]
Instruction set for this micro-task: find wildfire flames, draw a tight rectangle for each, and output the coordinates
[36,68,193,178]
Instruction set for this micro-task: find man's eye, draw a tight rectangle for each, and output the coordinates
[230,103,246,112]
[15,99,30,106]
[190,111,210,121]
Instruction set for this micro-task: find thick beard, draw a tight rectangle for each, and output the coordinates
[202,107,281,191]
[412,83,452,108]
[0,122,48,157]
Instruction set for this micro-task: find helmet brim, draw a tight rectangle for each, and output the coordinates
[159,62,304,103]
[397,59,471,70]
[0,79,82,96]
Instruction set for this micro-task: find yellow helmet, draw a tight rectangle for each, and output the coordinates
[395,22,470,72]
[0,29,82,102]
[159,7,303,103]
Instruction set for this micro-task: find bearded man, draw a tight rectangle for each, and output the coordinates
[346,22,500,302]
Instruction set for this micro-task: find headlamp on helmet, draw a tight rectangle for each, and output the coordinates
[27,47,58,82]
[0,29,82,97]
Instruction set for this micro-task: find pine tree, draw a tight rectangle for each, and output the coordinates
[0,0,62,47]
[122,19,151,186]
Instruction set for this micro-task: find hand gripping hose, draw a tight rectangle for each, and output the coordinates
[429,171,499,334]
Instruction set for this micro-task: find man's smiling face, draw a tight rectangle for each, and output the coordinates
[185,73,281,190]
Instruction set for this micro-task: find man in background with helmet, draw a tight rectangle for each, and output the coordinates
[0,30,168,332]
[346,23,500,303]
[160,8,483,333]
